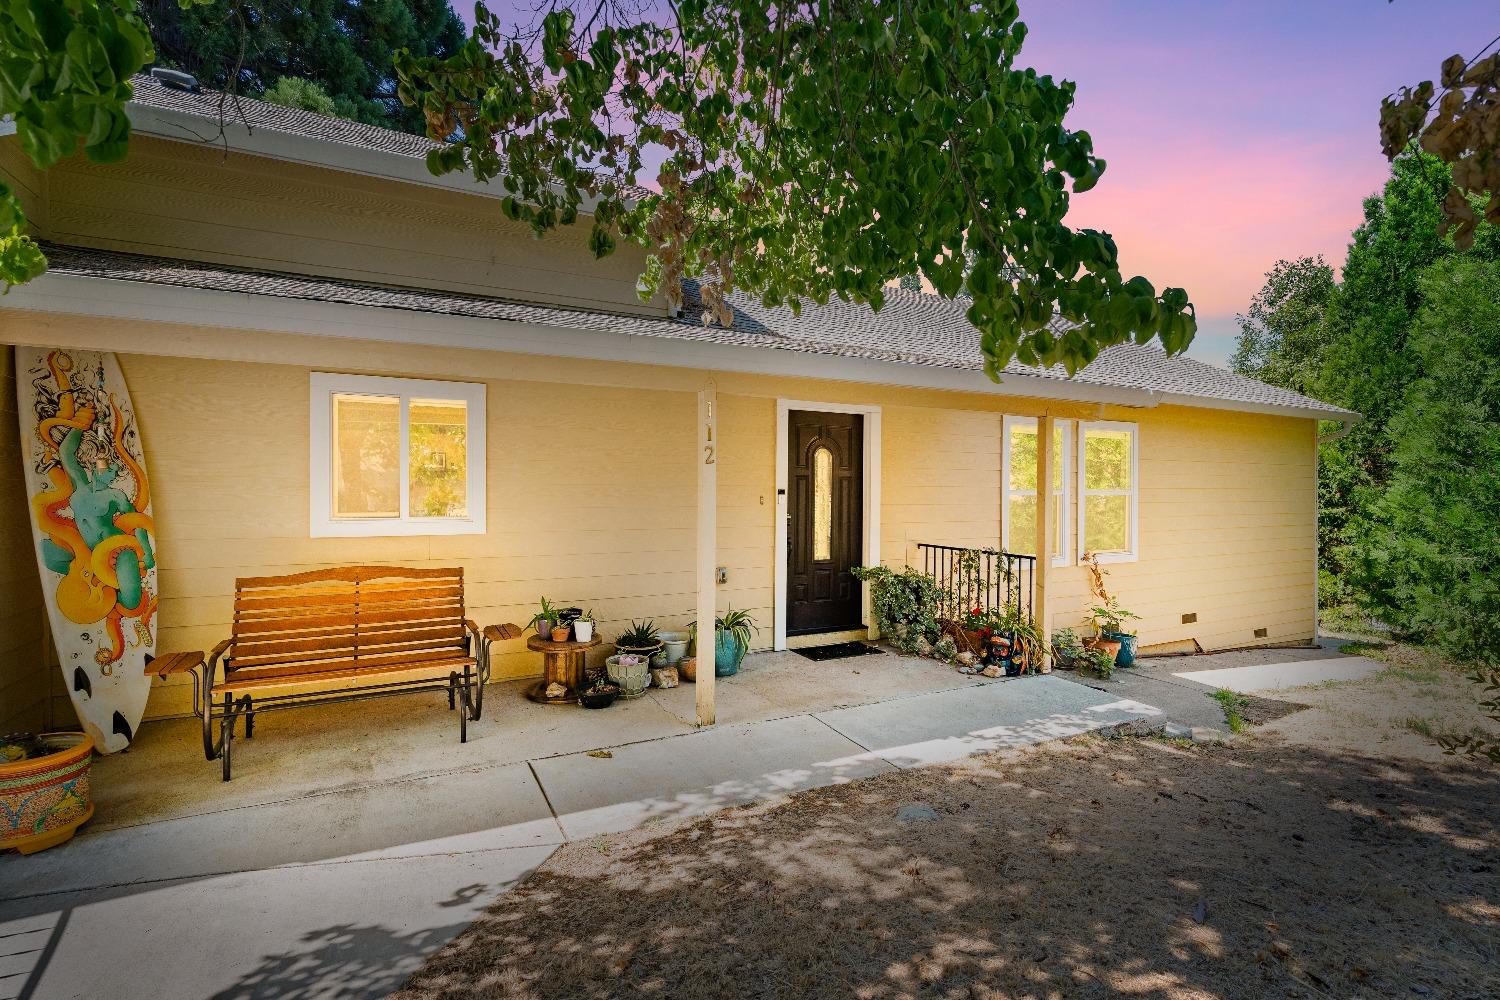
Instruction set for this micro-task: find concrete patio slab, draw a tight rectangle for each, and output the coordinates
[2,761,559,898]
[1172,656,1385,694]
[0,844,555,1000]
[533,713,894,840]
[815,675,1163,767]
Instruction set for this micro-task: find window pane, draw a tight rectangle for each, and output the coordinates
[1008,424,1037,491]
[1084,495,1130,553]
[1008,493,1037,556]
[1052,493,1065,555]
[1084,429,1132,490]
[410,400,468,518]
[333,395,399,518]
[813,446,833,560]
[816,446,840,560]
[1052,424,1066,490]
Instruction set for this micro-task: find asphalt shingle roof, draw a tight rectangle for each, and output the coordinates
[39,243,1355,419]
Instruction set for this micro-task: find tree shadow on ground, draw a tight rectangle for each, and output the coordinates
[391,737,1500,999]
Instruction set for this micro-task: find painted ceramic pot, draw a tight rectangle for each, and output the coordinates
[1,732,95,855]
[1103,631,1138,668]
[606,655,651,699]
[715,631,747,677]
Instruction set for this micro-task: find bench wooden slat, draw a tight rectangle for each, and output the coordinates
[230,603,467,636]
[235,565,465,589]
[230,625,467,664]
[235,584,463,613]
[229,636,468,671]
[233,576,462,602]
[213,656,476,695]
[219,650,477,689]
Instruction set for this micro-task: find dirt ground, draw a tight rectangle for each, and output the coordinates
[395,653,1500,1000]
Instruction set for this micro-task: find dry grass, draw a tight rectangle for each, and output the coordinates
[395,733,1499,999]
[1260,642,1500,763]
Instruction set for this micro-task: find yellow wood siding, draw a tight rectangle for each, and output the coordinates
[5,134,659,317]
[0,312,1317,722]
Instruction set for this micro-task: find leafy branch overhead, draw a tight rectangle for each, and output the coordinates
[395,0,1196,375]
[0,0,209,288]
[1380,32,1500,249]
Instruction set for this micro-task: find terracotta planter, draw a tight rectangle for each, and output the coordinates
[678,656,698,683]
[1084,636,1122,665]
[550,625,572,642]
[1,733,94,855]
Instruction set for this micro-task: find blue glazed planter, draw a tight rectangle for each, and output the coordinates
[714,631,747,677]
[1103,631,1138,667]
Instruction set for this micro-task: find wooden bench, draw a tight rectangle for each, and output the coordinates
[172,566,518,780]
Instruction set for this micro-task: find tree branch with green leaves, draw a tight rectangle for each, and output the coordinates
[0,0,211,289]
[395,0,1196,375]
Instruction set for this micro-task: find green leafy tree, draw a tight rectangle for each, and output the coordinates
[1229,256,1335,396]
[140,0,465,133]
[1346,256,1500,761]
[261,75,339,117]
[396,0,1197,375]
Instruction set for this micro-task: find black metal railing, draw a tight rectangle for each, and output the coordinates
[917,543,1036,625]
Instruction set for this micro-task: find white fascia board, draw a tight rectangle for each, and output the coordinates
[1,272,1165,407]
[1156,391,1361,424]
[125,104,618,214]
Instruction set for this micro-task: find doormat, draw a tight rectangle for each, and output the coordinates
[793,642,884,662]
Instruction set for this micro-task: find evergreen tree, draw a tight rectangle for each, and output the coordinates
[140,0,465,134]
[1229,256,1335,396]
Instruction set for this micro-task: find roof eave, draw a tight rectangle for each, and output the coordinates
[1156,390,1361,423]
[2,269,1162,408]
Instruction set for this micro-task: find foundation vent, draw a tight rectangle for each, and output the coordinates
[1181,612,1197,625]
[1253,627,1269,639]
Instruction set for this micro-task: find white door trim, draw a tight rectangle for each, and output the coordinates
[774,399,882,651]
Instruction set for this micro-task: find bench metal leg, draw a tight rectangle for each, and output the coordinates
[221,693,234,782]
[241,695,255,739]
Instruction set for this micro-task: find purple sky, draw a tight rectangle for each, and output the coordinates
[462,1,1494,365]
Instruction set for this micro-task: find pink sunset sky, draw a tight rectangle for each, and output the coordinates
[462,1,1493,365]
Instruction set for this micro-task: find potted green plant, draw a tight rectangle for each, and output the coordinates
[573,609,595,643]
[1083,554,1140,667]
[1051,627,1084,670]
[689,608,760,677]
[1078,645,1116,679]
[578,675,619,709]
[614,620,662,659]
[527,597,559,637]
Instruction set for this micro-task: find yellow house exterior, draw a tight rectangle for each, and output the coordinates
[0,76,1354,735]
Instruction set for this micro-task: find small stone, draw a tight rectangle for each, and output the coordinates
[1162,722,1194,740]
[980,665,1001,678]
[958,665,975,675]
[896,804,939,823]
[650,666,680,689]
[914,637,934,657]
[956,651,976,666]
[544,681,568,700]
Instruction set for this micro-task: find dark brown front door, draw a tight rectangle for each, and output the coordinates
[787,410,863,635]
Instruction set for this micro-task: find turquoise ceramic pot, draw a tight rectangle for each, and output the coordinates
[714,631,747,677]
[1103,631,1138,667]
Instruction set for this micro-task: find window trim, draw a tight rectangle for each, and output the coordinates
[1077,420,1139,564]
[310,372,486,538]
[1001,415,1072,568]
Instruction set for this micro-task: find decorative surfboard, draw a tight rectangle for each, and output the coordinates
[16,348,157,754]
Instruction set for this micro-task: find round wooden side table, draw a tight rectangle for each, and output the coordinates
[525,633,603,705]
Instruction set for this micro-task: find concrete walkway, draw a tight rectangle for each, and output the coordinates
[0,655,1159,1000]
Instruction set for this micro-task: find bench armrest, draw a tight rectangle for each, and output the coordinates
[483,623,523,643]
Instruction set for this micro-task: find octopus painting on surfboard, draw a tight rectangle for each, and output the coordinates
[16,348,157,753]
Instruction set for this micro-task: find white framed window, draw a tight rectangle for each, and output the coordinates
[1002,416,1072,567]
[1077,420,1138,563]
[309,373,486,537]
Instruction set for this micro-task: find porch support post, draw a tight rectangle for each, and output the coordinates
[696,381,718,726]
[1034,414,1054,671]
